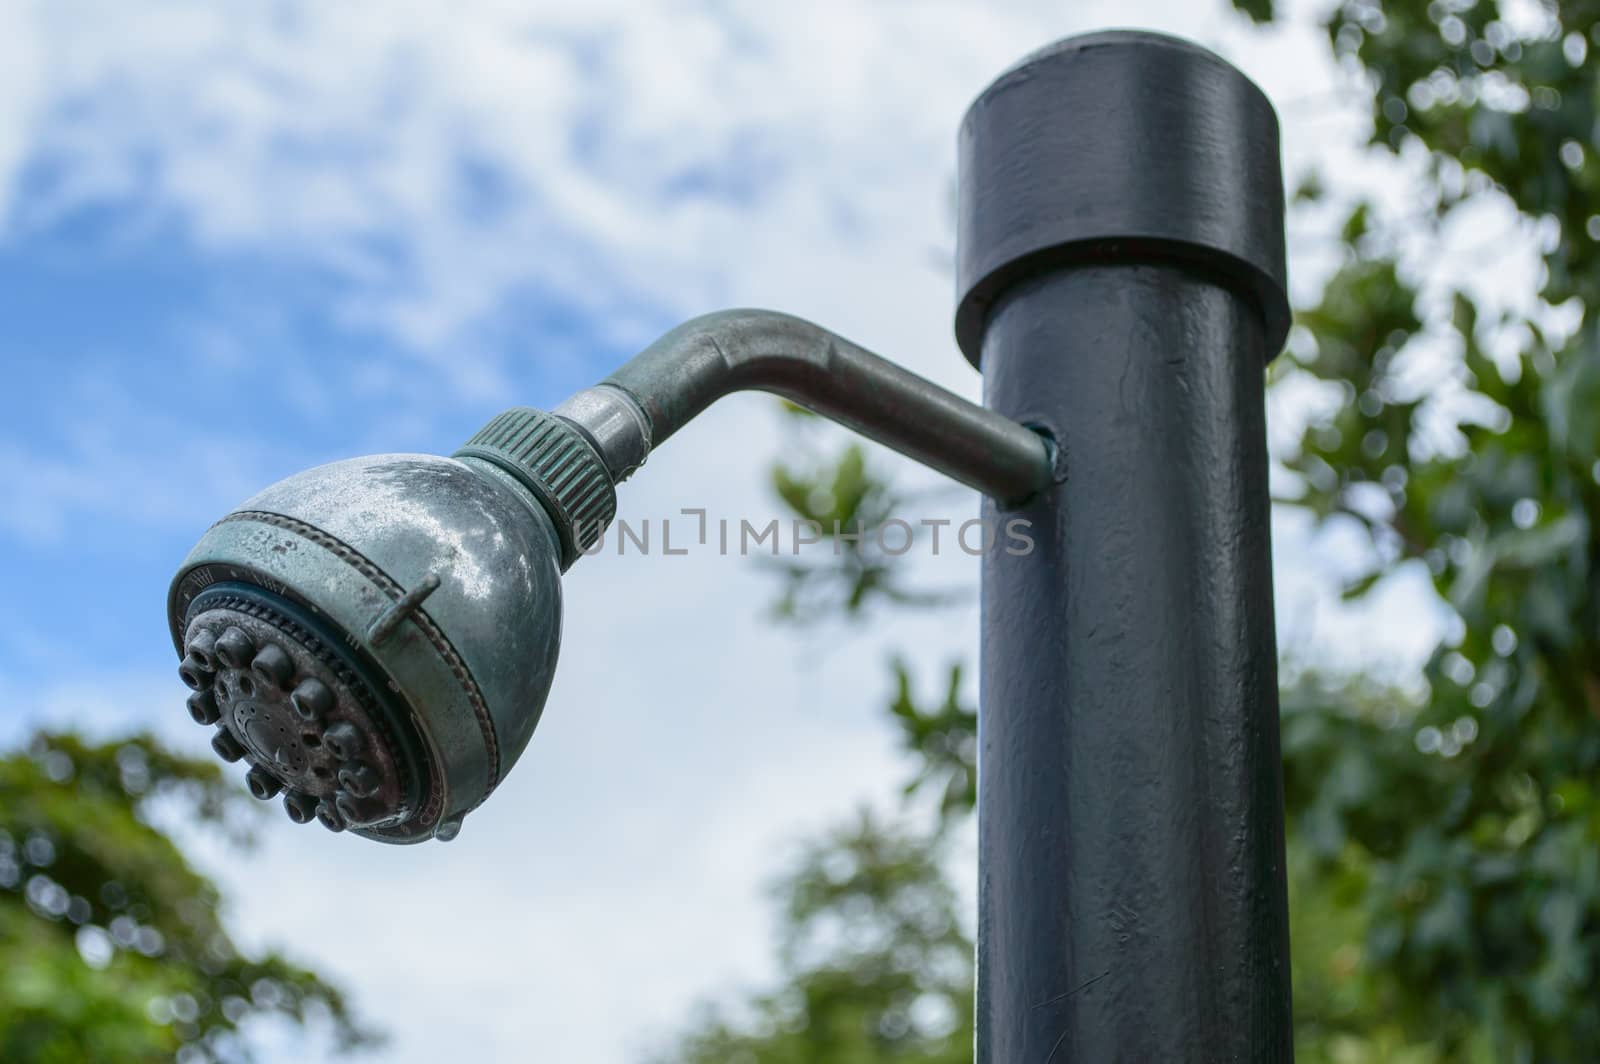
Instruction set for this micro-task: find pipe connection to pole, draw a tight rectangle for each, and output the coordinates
[554,307,1057,506]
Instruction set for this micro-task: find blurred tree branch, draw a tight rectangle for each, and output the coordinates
[0,731,381,1063]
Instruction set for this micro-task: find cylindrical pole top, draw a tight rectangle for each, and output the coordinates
[954,30,1290,365]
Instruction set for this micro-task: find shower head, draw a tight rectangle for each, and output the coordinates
[167,408,612,843]
[166,310,1053,843]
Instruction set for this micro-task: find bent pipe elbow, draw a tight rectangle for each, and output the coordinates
[579,308,1055,507]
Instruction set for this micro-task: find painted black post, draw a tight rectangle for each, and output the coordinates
[956,32,1294,1062]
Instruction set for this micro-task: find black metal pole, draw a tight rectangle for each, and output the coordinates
[957,32,1294,1062]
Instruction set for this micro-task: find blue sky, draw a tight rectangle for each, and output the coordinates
[0,1,1479,1061]
[0,187,642,693]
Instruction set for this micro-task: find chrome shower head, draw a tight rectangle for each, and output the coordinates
[168,409,613,842]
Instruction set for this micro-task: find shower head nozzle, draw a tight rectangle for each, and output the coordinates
[168,411,615,843]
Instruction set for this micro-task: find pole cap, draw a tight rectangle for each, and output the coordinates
[955,31,1290,365]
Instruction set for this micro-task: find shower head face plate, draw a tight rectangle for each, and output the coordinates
[179,583,425,835]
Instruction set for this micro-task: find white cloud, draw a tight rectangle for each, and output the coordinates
[0,1,44,215]
[3,0,1371,358]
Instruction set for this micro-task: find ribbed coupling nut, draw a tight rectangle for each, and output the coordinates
[454,408,616,569]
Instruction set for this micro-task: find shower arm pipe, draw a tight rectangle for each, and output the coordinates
[552,308,1056,507]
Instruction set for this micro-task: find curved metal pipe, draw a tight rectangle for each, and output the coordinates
[552,308,1055,506]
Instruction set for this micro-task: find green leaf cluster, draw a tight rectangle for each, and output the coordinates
[662,2,1600,1060]
[0,731,379,1063]
[652,812,972,1064]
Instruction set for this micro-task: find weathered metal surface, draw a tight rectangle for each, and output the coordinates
[593,308,1056,507]
[552,384,653,483]
[961,31,1295,1062]
[168,454,565,843]
[455,407,618,568]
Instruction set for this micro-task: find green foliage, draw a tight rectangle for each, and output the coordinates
[0,731,378,1063]
[1273,3,1600,1055]
[654,812,972,1064]
[765,442,965,624]
[1232,0,1277,24]
[666,1,1600,1061]
[887,662,975,821]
